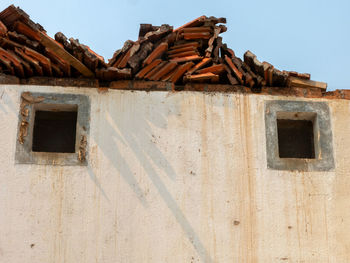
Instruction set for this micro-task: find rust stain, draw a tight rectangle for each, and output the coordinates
[50,168,65,262]
[21,91,45,104]
[18,120,29,144]
[78,135,87,162]
[18,91,45,144]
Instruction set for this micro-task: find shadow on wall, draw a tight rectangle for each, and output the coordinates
[1,86,216,261]
[91,91,214,263]
[0,89,18,114]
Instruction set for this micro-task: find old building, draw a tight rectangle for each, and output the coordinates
[0,5,349,263]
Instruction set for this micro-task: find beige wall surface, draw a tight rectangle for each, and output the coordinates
[0,85,349,263]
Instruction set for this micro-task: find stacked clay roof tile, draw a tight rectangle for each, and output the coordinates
[0,5,327,91]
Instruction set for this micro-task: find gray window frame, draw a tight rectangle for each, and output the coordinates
[265,100,335,171]
[15,92,90,166]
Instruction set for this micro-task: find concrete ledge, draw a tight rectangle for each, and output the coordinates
[0,76,349,100]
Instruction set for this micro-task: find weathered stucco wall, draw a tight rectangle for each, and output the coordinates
[0,84,349,262]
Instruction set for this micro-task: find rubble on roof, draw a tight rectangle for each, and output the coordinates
[0,5,327,92]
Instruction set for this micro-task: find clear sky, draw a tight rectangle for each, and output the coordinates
[1,0,349,90]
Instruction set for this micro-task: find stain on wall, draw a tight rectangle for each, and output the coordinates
[0,85,348,262]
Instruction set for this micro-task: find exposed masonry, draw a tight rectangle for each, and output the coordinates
[0,4,337,95]
[265,100,335,171]
[15,92,90,166]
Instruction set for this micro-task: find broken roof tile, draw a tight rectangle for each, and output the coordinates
[135,59,162,79]
[170,62,194,83]
[196,64,225,75]
[0,5,327,93]
[149,61,177,81]
[24,46,52,76]
[169,55,202,63]
[0,20,7,37]
[143,42,168,66]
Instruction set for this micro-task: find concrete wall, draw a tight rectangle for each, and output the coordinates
[0,84,349,263]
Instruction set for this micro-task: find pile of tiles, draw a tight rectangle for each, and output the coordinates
[0,5,325,91]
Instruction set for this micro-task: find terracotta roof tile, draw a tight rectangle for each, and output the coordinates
[24,46,52,76]
[143,42,168,66]
[149,61,177,81]
[135,59,162,79]
[169,55,202,63]
[0,5,329,93]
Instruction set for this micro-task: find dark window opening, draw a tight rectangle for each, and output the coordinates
[32,110,77,153]
[277,119,315,159]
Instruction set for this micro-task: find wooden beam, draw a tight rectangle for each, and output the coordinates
[283,71,311,80]
[38,31,94,77]
[287,76,327,90]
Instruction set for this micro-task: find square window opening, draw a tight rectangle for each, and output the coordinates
[265,101,334,171]
[276,112,316,159]
[32,104,78,153]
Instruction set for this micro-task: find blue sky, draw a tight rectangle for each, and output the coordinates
[1,0,349,90]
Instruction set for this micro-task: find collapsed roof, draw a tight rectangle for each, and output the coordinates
[0,5,327,91]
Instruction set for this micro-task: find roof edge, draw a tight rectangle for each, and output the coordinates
[0,74,348,100]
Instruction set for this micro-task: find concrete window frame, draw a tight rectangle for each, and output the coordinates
[15,92,90,166]
[265,100,335,171]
